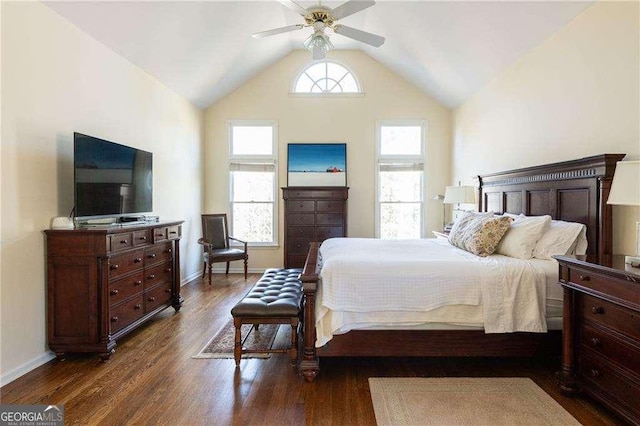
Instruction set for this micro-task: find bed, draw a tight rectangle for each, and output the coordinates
[299,154,624,382]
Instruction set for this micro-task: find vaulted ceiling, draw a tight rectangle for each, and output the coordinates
[45,1,594,110]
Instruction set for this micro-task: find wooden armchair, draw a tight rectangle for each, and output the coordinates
[197,214,248,285]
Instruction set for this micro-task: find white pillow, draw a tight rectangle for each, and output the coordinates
[496,214,551,259]
[533,220,587,260]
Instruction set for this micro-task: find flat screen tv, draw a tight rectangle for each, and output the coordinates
[74,132,152,219]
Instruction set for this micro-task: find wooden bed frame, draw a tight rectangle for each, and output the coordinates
[299,154,624,382]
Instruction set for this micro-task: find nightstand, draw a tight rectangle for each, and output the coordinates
[554,255,640,425]
[432,231,449,241]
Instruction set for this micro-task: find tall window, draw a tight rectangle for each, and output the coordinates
[228,121,277,245]
[292,60,361,93]
[376,121,426,239]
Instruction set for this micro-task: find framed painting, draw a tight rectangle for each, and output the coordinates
[287,143,347,187]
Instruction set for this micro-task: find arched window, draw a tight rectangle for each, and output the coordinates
[292,60,361,94]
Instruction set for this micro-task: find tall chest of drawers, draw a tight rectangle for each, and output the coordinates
[45,221,183,360]
[555,255,640,424]
[282,187,348,268]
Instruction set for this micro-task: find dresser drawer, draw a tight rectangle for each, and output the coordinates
[316,213,343,226]
[108,272,144,306]
[287,254,309,269]
[108,249,144,280]
[580,324,640,376]
[569,267,640,307]
[288,213,315,226]
[287,200,315,212]
[144,242,173,266]
[152,226,180,243]
[110,295,144,333]
[288,226,315,238]
[108,232,133,253]
[144,283,172,313]
[579,353,640,420]
[132,230,151,247]
[285,189,346,199]
[288,238,313,255]
[144,262,173,289]
[316,200,343,212]
[316,226,343,240]
[580,294,640,340]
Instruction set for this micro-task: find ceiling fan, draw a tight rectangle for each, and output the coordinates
[252,0,385,60]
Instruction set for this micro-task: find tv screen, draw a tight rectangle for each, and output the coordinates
[74,133,152,219]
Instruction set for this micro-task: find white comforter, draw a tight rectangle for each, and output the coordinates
[315,238,548,347]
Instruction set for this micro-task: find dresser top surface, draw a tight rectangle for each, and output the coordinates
[554,254,640,282]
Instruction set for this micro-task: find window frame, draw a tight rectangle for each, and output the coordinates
[375,120,427,239]
[290,59,363,96]
[228,120,278,247]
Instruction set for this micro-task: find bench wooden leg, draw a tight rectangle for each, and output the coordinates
[233,317,242,367]
[289,317,299,366]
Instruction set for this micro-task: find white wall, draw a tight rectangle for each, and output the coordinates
[1,2,203,384]
[453,1,640,255]
[204,50,452,269]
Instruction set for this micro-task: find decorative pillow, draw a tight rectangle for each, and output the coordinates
[449,214,512,257]
[496,214,552,259]
[533,220,587,260]
[448,211,493,247]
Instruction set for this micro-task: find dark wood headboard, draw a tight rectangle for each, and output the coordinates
[478,154,625,258]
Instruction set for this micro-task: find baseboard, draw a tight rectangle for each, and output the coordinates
[181,270,202,286]
[0,351,56,387]
[209,267,271,274]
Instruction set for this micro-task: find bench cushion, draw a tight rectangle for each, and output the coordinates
[231,268,302,317]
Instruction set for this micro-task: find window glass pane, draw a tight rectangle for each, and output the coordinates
[327,62,347,82]
[305,63,326,82]
[340,74,358,92]
[231,170,274,202]
[232,126,273,155]
[380,203,421,239]
[379,170,421,202]
[232,203,273,242]
[380,126,422,156]
[295,74,314,92]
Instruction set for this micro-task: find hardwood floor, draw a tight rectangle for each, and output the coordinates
[1,274,623,425]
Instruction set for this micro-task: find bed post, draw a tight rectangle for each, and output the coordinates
[300,242,320,382]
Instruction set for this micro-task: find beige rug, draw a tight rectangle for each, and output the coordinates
[369,377,580,426]
[192,320,280,359]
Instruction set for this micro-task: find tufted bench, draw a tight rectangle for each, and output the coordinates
[230,268,302,367]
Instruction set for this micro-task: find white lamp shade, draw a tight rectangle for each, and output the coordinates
[607,161,640,206]
[443,186,476,204]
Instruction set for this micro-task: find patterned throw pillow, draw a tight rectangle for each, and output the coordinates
[449,213,513,257]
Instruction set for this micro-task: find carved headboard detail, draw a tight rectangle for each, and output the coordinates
[478,154,625,258]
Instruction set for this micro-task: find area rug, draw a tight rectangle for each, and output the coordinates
[369,377,580,426]
[192,320,280,359]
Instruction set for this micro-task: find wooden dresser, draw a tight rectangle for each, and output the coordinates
[45,221,183,360]
[282,187,348,268]
[555,255,640,424]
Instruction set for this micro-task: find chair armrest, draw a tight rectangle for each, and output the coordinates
[197,238,213,247]
[229,236,248,251]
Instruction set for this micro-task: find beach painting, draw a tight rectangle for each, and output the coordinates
[287,143,347,187]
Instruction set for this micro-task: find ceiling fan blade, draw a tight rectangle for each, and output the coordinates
[333,24,384,47]
[277,0,309,16]
[252,24,304,39]
[331,0,375,20]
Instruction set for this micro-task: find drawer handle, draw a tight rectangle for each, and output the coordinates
[139,236,147,241]
[148,253,157,259]
[111,316,119,323]
[165,268,172,273]
[299,203,304,208]
[156,234,164,238]
[169,231,177,235]
[110,264,119,271]
[590,337,601,347]
[134,280,142,286]
[166,248,172,253]
[134,258,142,263]
[120,239,128,244]
[148,274,156,279]
[110,289,119,296]
[165,288,172,293]
[134,304,142,310]
[592,306,604,315]
[590,369,600,377]
[148,296,156,302]
[580,275,590,281]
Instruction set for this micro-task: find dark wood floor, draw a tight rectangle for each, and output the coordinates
[1,274,623,425]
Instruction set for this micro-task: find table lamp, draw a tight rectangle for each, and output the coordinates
[607,160,640,266]
[443,185,476,231]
